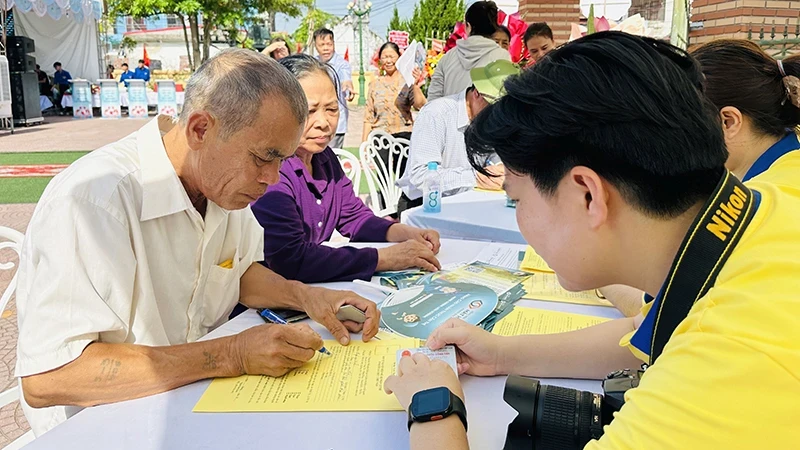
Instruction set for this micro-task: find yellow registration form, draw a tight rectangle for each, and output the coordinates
[193,338,418,413]
[519,246,554,273]
[523,272,613,307]
[492,307,610,336]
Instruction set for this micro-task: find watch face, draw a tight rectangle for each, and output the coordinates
[411,387,451,417]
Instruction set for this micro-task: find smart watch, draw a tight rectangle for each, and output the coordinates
[407,387,468,432]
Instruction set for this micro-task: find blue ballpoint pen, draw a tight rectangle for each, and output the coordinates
[257,308,332,355]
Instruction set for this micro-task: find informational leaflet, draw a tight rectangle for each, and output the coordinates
[523,273,613,307]
[474,243,525,270]
[492,307,609,337]
[194,338,419,413]
[519,247,554,273]
[380,283,499,339]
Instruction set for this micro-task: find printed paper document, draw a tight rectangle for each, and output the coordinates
[493,307,610,336]
[194,338,419,413]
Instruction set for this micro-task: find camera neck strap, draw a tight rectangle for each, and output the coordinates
[649,172,758,365]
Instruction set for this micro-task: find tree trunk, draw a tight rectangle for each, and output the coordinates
[176,12,193,70]
[189,13,202,69]
[202,13,212,63]
[268,11,276,32]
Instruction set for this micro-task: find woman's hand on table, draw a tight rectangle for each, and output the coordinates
[384,352,464,411]
[377,240,441,273]
[386,224,441,253]
[298,286,380,344]
[427,318,507,376]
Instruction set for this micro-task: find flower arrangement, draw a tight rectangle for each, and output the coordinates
[425,50,444,77]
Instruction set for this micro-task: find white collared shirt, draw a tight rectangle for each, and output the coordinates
[396,89,476,200]
[15,116,264,436]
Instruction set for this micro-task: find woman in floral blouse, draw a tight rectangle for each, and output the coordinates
[362,42,427,142]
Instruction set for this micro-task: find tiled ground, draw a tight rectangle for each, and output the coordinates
[0,106,366,447]
[0,204,35,447]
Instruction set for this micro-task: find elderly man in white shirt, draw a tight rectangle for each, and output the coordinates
[395,60,519,216]
[15,48,380,436]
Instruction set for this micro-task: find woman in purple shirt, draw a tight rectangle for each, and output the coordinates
[251,54,442,283]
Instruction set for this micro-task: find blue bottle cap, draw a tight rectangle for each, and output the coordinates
[427,162,439,170]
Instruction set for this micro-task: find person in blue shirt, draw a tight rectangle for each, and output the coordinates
[134,59,150,82]
[119,63,135,87]
[52,62,72,110]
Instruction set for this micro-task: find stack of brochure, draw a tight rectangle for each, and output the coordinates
[376,262,531,338]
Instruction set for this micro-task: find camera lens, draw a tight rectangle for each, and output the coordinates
[533,385,604,450]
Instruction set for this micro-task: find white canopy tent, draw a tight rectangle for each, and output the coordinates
[2,0,102,80]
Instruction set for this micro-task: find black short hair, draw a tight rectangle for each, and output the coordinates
[122,63,129,68]
[53,62,61,68]
[379,42,401,58]
[496,25,511,40]
[465,1,499,38]
[36,64,40,70]
[138,59,145,64]
[313,28,335,42]
[465,31,727,219]
[523,22,553,44]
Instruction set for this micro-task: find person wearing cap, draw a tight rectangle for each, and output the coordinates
[396,60,520,215]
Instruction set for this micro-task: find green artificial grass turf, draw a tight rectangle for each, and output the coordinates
[342,147,371,196]
[0,149,369,205]
[0,177,53,204]
[0,151,89,166]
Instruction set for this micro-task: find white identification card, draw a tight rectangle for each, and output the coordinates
[396,345,458,374]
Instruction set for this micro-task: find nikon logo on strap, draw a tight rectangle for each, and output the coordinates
[650,172,759,364]
[706,185,749,242]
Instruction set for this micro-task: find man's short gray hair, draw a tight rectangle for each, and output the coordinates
[180,48,308,139]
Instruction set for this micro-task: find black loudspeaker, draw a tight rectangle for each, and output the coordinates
[10,72,43,122]
[9,54,36,73]
[7,36,35,54]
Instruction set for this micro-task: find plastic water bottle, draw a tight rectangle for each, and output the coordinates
[423,162,442,213]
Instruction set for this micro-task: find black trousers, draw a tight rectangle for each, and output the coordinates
[397,192,423,218]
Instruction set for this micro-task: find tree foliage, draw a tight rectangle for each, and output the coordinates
[292,7,340,49]
[107,0,311,69]
[387,6,404,35]
[390,0,464,42]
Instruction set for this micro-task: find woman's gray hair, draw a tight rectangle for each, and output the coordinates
[180,48,308,139]
[278,53,341,95]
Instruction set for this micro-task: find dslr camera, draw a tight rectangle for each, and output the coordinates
[502,368,643,450]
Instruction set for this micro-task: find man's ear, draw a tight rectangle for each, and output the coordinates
[567,166,609,230]
[184,111,216,151]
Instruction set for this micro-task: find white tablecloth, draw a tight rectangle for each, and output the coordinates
[60,91,185,108]
[39,95,53,111]
[402,190,525,244]
[24,240,622,450]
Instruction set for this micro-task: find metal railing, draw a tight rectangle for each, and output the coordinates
[747,17,800,60]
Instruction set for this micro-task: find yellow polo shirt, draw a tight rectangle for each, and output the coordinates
[587,167,800,448]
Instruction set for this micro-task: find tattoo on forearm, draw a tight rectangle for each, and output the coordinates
[203,352,218,371]
[94,358,122,383]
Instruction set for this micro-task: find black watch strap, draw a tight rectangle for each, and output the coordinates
[407,390,468,432]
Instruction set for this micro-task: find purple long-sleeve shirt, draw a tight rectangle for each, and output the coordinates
[251,147,393,283]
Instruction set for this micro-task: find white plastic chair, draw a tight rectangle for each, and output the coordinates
[0,226,35,449]
[359,130,410,217]
[332,148,362,197]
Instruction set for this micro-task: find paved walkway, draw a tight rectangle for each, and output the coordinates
[0,204,34,447]
[0,116,149,152]
[0,106,367,447]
